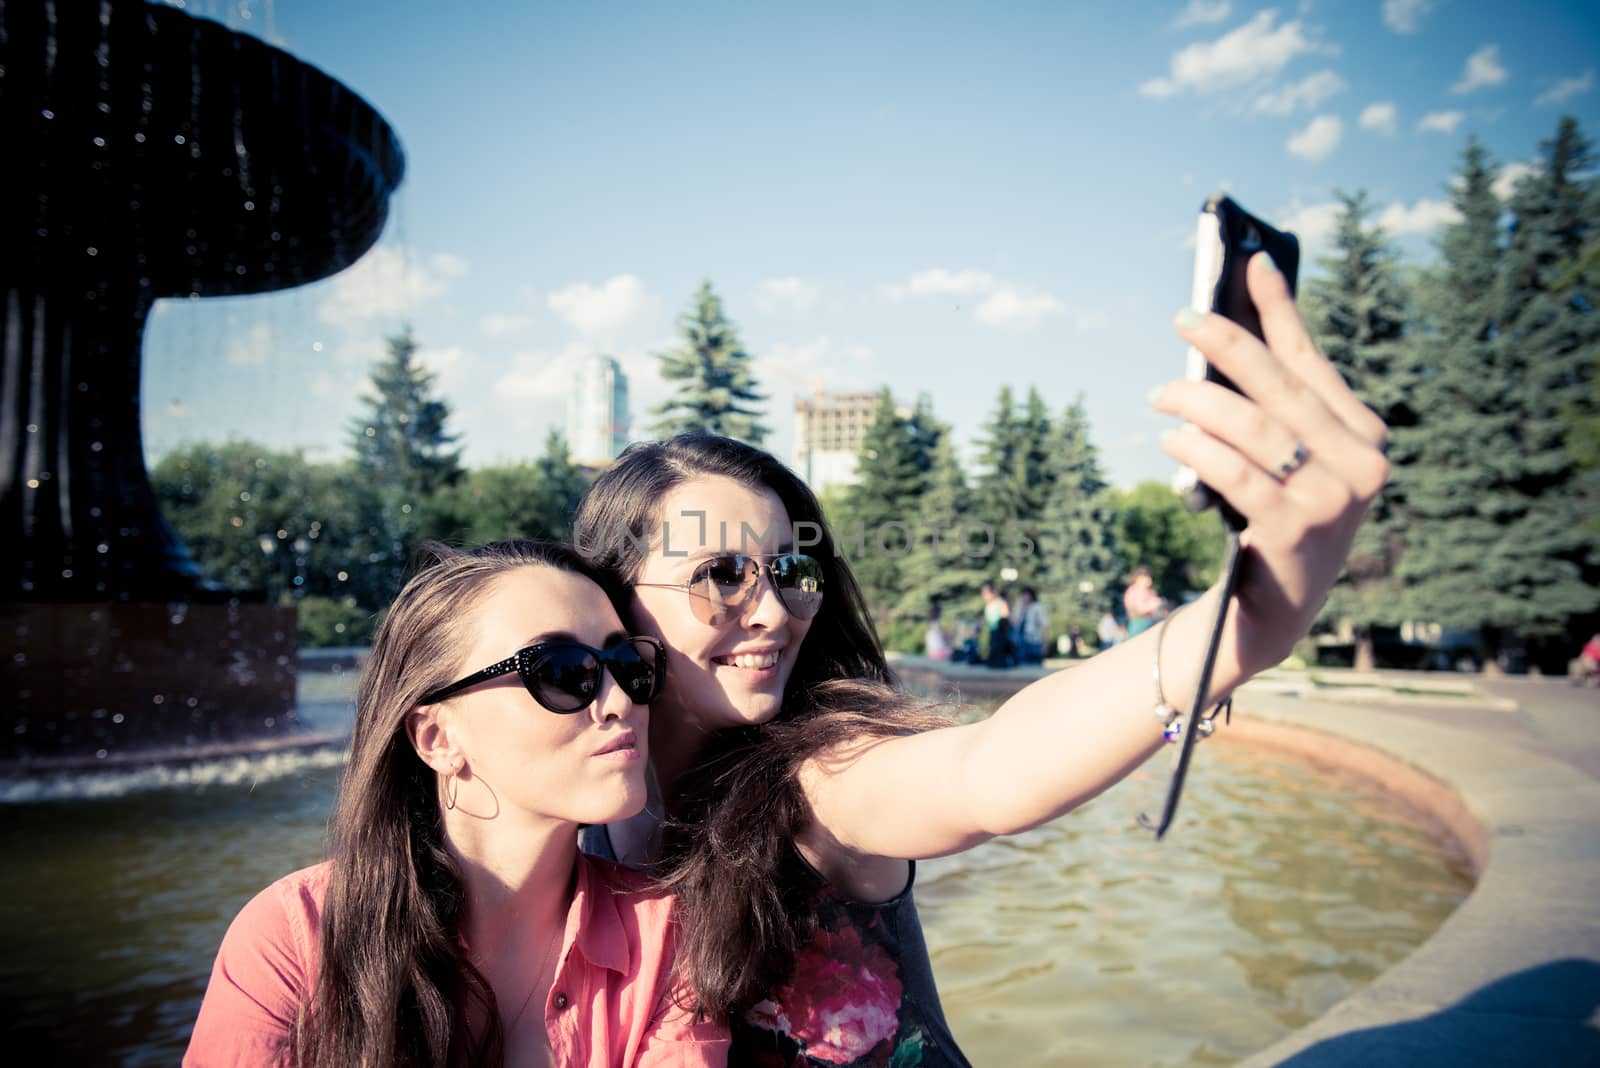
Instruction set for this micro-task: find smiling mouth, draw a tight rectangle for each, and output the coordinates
[712,651,781,670]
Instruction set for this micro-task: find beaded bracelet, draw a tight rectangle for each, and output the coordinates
[1151,606,1231,744]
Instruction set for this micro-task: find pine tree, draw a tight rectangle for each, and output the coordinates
[1397,139,1522,647]
[837,390,935,627]
[1307,191,1416,669]
[895,424,988,624]
[1037,398,1124,637]
[1470,116,1600,653]
[971,386,1031,585]
[651,281,769,444]
[347,326,464,608]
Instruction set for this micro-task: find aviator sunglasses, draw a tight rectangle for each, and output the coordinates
[418,637,665,713]
[632,552,825,626]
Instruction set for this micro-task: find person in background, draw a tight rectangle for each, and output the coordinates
[1097,610,1126,650]
[1122,565,1164,637]
[980,580,1014,668]
[185,540,727,1068]
[1575,632,1600,687]
[925,603,954,661]
[1014,587,1048,665]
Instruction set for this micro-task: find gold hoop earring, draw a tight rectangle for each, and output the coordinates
[443,767,460,811]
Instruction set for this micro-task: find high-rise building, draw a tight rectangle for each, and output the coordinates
[566,354,630,466]
[792,391,882,495]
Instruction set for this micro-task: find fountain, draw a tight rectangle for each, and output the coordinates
[0,0,404,768]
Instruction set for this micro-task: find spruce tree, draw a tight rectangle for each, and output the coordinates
[347,326,464,607]
[651,281,769,444]
[1037,398,1124,638]
[1472,116,1600,652]
[971,386,1031,585]
[1307,192,1415,669]
[1397,139,1522,648]
[837,390,934,627]
[896,424,988,625]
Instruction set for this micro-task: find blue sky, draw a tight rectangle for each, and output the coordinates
[142,0,1600,489]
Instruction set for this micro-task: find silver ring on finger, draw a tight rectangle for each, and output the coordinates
[1275,442,1312,482]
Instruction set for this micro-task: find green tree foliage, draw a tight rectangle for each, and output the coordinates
[1305,191,1416,667]
[1469,115,1600,641]
[441,432,591,546]
[347,326,465,608]
[1112,482,1225,604]
[895,423,988,626]
[151,442,366,644]
[651,281,769,444]
[1037,398,1124,637]
[836,390,939,626]
[971,386,1034,585]
[1398,140,1525,636]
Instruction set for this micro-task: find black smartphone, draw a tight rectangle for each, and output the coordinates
[1172,193,1300,530]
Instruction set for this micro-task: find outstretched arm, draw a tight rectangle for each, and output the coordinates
[799,254,1389,863]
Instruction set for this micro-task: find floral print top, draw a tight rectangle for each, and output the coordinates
[579,826,971,1068]
[731,855,971,1068]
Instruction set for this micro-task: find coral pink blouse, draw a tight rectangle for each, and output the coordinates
[184,854,728,1067]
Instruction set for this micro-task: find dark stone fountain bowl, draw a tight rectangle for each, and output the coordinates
[0,1,405,768]
[3,0,406,297]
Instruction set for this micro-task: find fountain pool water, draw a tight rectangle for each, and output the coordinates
[0,673,1471,1065]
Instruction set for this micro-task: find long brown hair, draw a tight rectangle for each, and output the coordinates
[293,539,620,1068]
[572,433,951,1020]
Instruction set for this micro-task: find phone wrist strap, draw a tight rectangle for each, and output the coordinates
[1138,529,1244,838]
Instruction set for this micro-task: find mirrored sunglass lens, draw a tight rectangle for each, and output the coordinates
[698,555,753,592]
[773,555,824,617]
[530,647,601,710]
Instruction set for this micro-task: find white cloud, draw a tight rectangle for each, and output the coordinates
[1254,69,1345,115]
[1382,0,1432,34]
[416,345,468,389]
[330,337,385,372]
[1359,101,1398,135]
[224,322,274,367]
[306,371,352,400]
[429,252,469,279]
[1287,115,1343,160]
[755,339,875,395]
[881,268,998,301]
[493,342,596,404]
[1377,198,1460,235]
[1140,10,1322,98]
[754,277,824,314]
[1417,110,1465,134]
[1451,45,1508,95]
[317,245,454,325]
[879,269,1078,332]
[1493,160,1539,201]
[1171,1,1230,29]
[546,275,655,339]
[974,289,1063,330]
[479,314,531,338]
[1278,200,1342,257]
[1535,69,1595,106]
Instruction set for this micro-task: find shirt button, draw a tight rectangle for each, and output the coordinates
[553,992,569,1010]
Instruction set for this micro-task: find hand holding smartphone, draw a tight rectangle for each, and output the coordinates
[1172,193,1301,530]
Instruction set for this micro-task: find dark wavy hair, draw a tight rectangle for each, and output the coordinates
[292,539,621,1068]
[571,433,951,1020]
